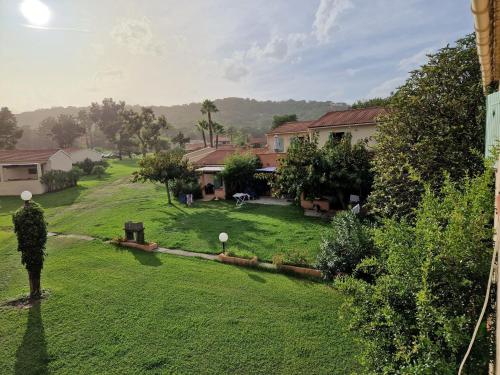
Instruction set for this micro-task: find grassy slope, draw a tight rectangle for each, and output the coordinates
[0,160,329,263]
[0,238,358,374]
[0,160,358,373]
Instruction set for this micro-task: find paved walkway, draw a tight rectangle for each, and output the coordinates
[247,197,292,206]
[48,232,278,271]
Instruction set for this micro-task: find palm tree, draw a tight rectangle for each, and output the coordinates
[212,122,225,149]
[200,99,218,147]
[196,119,209,147]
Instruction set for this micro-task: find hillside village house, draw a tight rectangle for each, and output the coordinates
[266,107,387,152]
[184,146,282,200]
[0,149,73,196]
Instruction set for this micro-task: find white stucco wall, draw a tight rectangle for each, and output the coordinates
[0,179,46,196]
[313,124,378,148]
[266,132,308,152]
[68,149,103,163]
[48,151,73,172]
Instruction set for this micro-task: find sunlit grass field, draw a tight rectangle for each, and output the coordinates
[0,160,358,374]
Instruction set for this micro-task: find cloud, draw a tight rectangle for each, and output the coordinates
[224,61,249,82]
[110,17,164,56]
[398,47,434,71]
[367,76,406,98]
[313,0,353,43]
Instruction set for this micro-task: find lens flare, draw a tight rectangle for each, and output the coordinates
[20,0,51,26]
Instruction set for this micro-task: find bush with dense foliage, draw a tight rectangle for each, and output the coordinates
[221,152,262,198]
[316,211,373,279]
[171,172,202,199]
[75,158,109,176]
[336,166,494,373]
[91,165,106,179]
[369,34,486,219]
[273,134,373,207]
[12,201,47,298]
[40,168,81,192]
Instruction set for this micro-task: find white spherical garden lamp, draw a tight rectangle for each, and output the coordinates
[219,232,228,252]
[21,190,32,205]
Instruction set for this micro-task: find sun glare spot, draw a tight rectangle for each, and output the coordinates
[20,0,51,26]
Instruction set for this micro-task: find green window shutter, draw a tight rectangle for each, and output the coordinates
[485,91,500,158]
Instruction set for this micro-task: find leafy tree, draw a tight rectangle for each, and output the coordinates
[271,114,297,129]
[0,107,23,149]
[321,134,373,208]
[41,114,85,148]
[212,122,225,148]
[77,109,94,148]
[369,34,485,219]
[12,201,47,299]
[201,99,218,147]
[172,131,190,148]
[133,150,191,205]
[123,107,169,156]
[273,134,372,206]
[337,166,494,373]
[89,98,127,159]
[196,119,209,147]
[221,152,262,197]
[273,136,321,201]
[351,97,391,109]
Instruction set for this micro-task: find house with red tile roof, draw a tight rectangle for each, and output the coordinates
[184,146,284,200]
[266,107,387,152]
[0,149,73,196]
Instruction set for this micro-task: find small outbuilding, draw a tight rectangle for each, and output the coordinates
[0,149,73,196]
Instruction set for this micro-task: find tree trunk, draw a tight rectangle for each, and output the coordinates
[202,131,207,147]
[28,269,42,299]
[165,182,172,205]
[216,134,219,149]
[208,112,214,147]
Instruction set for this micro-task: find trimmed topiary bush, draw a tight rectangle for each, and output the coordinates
[12,201,47,299]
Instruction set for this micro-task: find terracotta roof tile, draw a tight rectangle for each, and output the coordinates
[308,107,387,128]
[0,149,63,164]
[267,120,313,135]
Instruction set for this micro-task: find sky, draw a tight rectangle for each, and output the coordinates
[0,0,474,113]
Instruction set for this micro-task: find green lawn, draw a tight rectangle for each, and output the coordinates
[0,236,358,374]
[1,159,329,263]
[0,159,359,373]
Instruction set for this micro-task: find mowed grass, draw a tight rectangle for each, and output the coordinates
[0,236,359,374]
[0,159,329,263]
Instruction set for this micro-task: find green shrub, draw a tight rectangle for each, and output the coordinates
[91,165,106,179]
[171,177,202,199]
[316,211,373,279]
[79,158,94,175]
[336,167,494,373]
[221,153,261,198]
[41,168,81,192]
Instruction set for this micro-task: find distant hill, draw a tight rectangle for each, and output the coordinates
[15,97,348,138]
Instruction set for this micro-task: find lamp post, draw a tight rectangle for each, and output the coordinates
[21,190,32,206]
[219,232,228,253]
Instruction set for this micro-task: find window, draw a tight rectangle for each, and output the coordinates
[28,168,37,175]
[329,132,346,142]
[213,173,223,189]
[274,136,284,152]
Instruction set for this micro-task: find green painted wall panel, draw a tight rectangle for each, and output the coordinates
[486,91,500,157]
